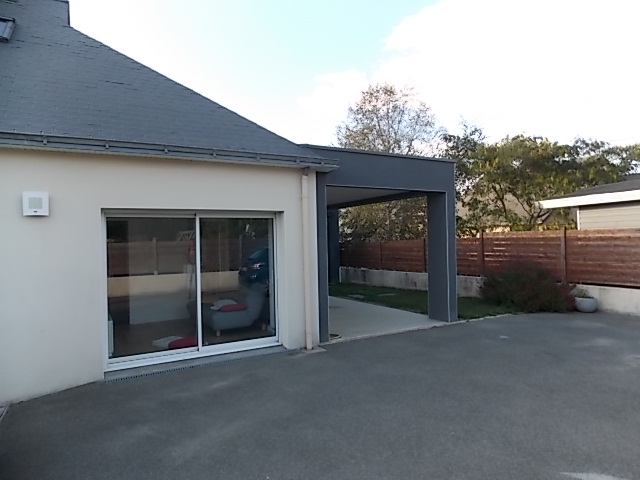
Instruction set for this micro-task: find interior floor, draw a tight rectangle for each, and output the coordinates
[112,318,273,358]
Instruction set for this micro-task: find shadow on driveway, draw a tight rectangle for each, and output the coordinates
[1,312,640,480]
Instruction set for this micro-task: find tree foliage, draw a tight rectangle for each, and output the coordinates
[338,197,428,242]
[335,83,640,239]
[336,83,441,241]
[336,83,441,155]
[440,121,485,203]
[442,130,640,235]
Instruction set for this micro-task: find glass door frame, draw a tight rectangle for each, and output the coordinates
[196,213,279,354]
[104,210,280,371]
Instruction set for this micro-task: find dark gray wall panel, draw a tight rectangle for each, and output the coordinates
[427,192,458,322]
[327,209,341,283]
[305,146,455,193]
[316,174,330,343]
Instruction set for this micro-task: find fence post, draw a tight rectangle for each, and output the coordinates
[560,227,567,284]
[478,231,485,276]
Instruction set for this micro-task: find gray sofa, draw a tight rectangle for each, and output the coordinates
[202,283,267,336]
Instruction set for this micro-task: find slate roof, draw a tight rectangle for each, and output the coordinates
[0,0,335,170]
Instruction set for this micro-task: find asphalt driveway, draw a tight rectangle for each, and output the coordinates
[1,312,640,480]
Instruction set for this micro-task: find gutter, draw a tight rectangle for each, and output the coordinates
[0,132,339,173]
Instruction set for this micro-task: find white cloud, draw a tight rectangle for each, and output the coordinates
[71,0,640,147]
[294,0,640,146]
[293,70,370,145]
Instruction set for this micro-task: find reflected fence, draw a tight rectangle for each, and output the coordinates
[107,238,267,277]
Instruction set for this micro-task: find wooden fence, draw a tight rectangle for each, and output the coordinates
[341,229,640,288]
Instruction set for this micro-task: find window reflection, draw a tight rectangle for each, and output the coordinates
[106,218,196,358]
[198,218,274,344]
[106,216,275,360]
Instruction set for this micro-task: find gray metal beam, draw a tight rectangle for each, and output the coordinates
[312,145,458,338]
[327,209,341,284]
[427,191,458,322]
[316,173,330,343]
[303,145,455,192]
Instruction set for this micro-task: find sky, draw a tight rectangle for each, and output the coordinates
[70,0,640,148]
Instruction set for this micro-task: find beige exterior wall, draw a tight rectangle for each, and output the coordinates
[0,148,319,404]
[578,202,640,229]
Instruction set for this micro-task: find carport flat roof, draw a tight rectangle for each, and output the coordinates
[302,145,455,163]
[302,144,456,208]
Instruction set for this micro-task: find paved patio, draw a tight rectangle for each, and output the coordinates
[1,311,640,480]
[328,296,443,340]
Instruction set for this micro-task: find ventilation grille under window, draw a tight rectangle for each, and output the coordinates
[0,16,15,42]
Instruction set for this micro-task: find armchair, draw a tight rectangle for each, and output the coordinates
[202,283,267,336]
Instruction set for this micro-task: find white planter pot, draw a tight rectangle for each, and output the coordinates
[575,296,598,313]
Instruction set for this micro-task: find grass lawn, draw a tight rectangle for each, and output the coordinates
[329,283,519,320]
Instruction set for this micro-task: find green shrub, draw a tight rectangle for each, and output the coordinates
[480,262,574,313]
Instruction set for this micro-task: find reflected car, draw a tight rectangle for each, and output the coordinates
[238,248,270,287]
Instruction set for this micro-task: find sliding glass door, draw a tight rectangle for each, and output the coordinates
[199,218,274,345]
[106,217,197,358]
[106,214,276,363]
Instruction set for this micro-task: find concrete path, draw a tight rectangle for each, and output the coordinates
[329,296,443,340]
[1,312,640,480]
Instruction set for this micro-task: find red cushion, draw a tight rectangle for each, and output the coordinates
[168,336,198,349]
[219,303,247,312]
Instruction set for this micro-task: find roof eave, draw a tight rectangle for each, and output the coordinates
[0,132,339,172]
[539,190,640,209]
[300,143,456,164]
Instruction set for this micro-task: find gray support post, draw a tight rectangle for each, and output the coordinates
[427,191,458,322]
[316,173,330,343]
[327,208,340,284]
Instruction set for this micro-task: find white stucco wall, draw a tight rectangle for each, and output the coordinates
[0,148,318,404]
[575,284,640,316]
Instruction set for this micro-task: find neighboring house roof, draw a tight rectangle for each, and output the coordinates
[0,0,336,171]
[539,176,640,209]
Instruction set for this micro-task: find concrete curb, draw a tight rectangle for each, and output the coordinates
[322,312,517,346]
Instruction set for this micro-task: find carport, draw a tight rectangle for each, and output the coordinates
[303,145,458,343]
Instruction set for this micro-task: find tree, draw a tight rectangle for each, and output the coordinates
[336,83,441,155]
[441,133,640,235]
[440,121,485,202]
[336,83,442,241]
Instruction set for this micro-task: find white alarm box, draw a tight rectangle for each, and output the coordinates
[22,191,50,216]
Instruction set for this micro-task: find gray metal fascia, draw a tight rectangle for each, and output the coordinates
[299,144,456,164]
[0,133,339,172]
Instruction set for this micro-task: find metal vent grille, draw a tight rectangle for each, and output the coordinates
[0,16,15,42]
